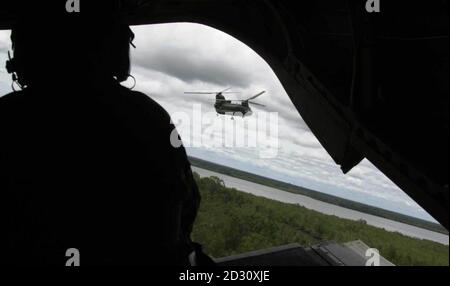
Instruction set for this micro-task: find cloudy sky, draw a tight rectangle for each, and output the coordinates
[0,23,437,222]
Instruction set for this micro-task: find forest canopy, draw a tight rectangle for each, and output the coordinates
[192,173,449,266]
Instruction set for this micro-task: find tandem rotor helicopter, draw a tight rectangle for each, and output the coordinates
[185,88,266,118]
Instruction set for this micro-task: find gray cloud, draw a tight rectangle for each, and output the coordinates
[134,45,254,88]
[0,31,10,53]
[131,24,262,88]
[131,24,435,220]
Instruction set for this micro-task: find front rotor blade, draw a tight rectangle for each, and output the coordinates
[220,87,232,93]
[185,92,241,94]
[184,92,217,94]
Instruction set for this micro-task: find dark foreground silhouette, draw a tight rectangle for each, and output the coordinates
[0,12,204,265]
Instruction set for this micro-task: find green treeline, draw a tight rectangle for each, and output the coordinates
[191,174,449,266]
[188,157,448,235]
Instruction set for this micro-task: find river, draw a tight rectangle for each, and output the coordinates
[192,167,449,245]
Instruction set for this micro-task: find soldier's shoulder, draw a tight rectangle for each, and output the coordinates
[0,90,27,104]
[116,86,171,120]
[0,90,28,114]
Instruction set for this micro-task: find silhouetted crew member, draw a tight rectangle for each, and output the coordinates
[0,9,205,265]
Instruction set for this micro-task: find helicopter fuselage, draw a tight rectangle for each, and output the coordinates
[214,101,253,117]
[184,89,265,118]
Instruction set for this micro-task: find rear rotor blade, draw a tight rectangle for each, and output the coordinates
[249,101,266,108]
[245,91,266,101]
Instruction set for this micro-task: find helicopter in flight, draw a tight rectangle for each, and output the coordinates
[185,88,266,118]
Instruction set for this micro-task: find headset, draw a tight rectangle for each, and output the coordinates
[5,25,137,91]
[5,50,25,91]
